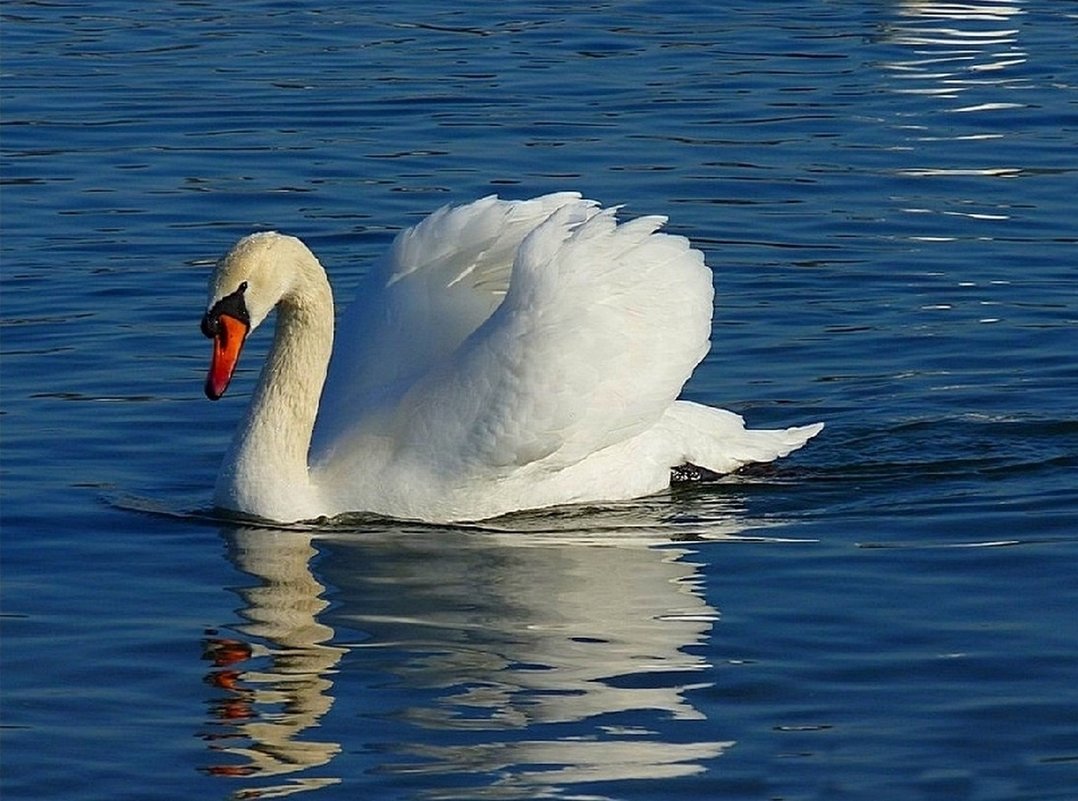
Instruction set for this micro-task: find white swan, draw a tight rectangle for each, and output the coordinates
[201,193,822,524]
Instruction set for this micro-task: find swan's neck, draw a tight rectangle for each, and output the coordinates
[217,259,334,521]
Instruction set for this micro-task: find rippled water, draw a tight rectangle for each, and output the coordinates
[2,2,1076,799]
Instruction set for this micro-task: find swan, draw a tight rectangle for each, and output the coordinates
[201,193,822,524]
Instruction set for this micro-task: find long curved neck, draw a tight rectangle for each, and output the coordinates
[218,256,334,521]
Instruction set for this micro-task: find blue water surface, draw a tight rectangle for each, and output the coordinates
[2,2,1077,799]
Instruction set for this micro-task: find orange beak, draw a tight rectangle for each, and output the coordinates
[205,313,249,400]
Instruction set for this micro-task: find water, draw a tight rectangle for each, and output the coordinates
[2,1,1076,799]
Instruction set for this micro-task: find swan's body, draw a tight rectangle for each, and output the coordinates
[202,193,822,523]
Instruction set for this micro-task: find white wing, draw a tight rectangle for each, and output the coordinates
[312,192,599,455]
[369,204,714,478]
[307,196,822,522]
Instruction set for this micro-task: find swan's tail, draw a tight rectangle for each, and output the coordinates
[661,401,823,475]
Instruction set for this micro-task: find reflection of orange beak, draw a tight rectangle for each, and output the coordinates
[205,313,249,400]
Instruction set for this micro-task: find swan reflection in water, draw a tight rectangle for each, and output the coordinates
[200,528,345,797]
[199,497,773,798]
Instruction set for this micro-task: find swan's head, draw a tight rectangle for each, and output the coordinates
[201,231,309,400]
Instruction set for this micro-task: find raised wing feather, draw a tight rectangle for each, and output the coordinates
[390,204,714,477]
[312,192,599,455]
